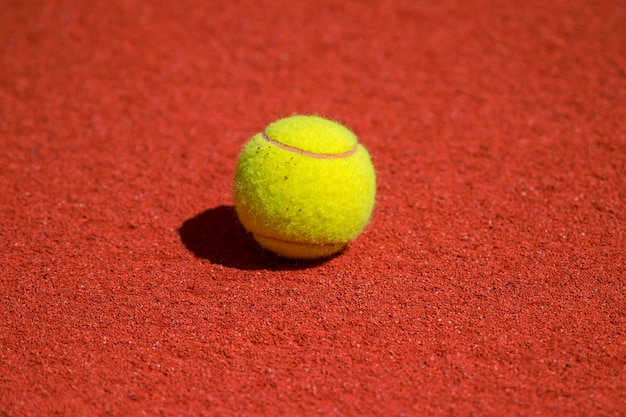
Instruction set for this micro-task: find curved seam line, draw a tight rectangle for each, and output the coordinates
[252,231,344,248]
[262,132,358,159]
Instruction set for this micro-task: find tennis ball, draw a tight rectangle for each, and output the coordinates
[233,115,376,259]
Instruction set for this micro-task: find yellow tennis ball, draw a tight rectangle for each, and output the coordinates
[233,115,376,259]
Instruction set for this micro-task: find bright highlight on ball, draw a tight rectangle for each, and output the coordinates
[233,115,376,259]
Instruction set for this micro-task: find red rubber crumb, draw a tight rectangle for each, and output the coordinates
[1,0,625,416]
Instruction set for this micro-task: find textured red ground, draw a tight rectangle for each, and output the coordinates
[1,0,625,415]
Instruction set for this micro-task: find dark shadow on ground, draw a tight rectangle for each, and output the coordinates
[178,205,335,271]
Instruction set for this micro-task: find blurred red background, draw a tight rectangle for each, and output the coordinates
[1,0,625,415]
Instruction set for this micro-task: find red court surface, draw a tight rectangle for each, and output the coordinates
[1,0,625,415]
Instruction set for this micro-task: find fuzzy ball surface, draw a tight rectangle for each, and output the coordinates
[233,115,376,259]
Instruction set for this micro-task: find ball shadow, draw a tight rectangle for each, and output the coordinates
[178,205,334,271]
